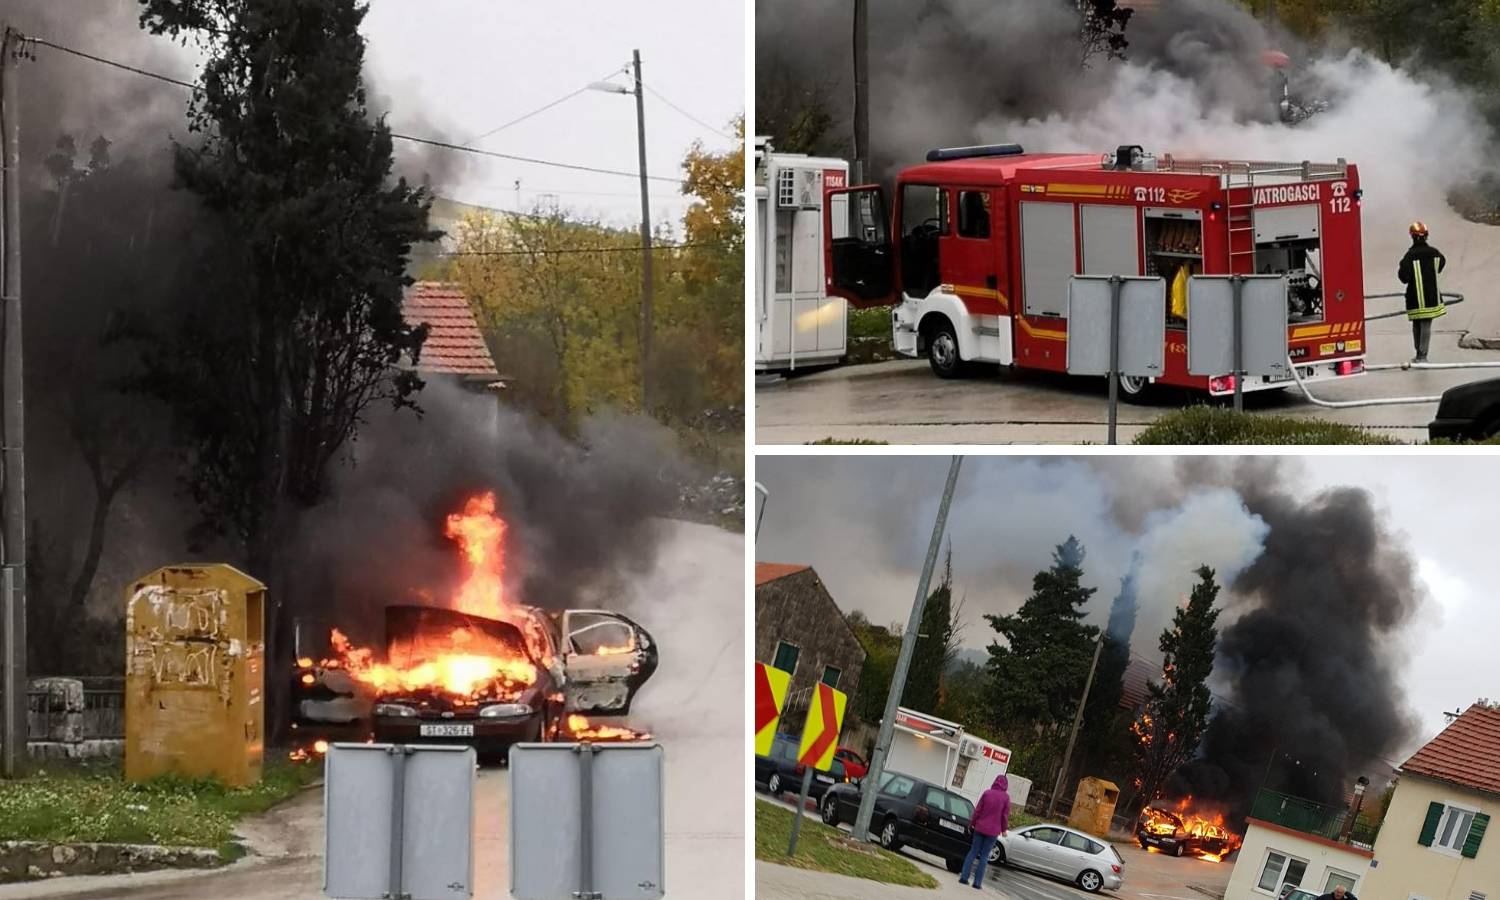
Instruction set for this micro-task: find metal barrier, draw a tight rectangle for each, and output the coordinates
[27,682,125,741]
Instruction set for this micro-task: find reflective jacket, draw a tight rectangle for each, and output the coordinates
[1399,242,1446,321]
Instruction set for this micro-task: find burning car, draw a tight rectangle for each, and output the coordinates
[287,490,658,761]
[1136,805,1238,860]
[369,604,657,754]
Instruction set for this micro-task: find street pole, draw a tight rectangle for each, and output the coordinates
[1047,633,1103,819]
[1231,275,1245,413]
[851,0,869,184]
[1107,275,1121,446]
[852,456,963,842]
[0,26,27,780]
[632,49,654,416]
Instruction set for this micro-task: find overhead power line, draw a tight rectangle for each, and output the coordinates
[17,33,693,186]
[642,83,736,140]
[438,240,732,258]
[461,66,627,147]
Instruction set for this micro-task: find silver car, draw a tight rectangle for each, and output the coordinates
[992,823,1124,893]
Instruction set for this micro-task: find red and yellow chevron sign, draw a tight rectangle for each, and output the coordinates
[754,662,790,757]
[797,681,849,771]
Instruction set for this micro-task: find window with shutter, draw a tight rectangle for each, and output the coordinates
[1461,812,1489,859]
[1418,801,1444,846]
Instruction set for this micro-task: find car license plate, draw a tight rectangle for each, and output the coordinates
[939,819,964,833]
[816,774,834,783]
[419,723,473,737]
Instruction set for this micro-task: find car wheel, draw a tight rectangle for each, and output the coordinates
[879,818,903,851]
[1174,842,1184,857]
[821,794,840,826]
[988,842,1005,865]
[1475,412,1500,441]
[1118,373,1151,402]
[946,857,963,873]
[767,773,782,796]
[926,319,964,379]
[1078,869,1104,893]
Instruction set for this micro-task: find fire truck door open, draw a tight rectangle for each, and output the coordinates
[560,610,658,715]
[825,186,895,307]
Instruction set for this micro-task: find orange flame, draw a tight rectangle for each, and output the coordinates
[445,491,510,620]
[565,714,650,741]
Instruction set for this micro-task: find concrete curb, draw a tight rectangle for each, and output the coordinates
[0,841,224,884]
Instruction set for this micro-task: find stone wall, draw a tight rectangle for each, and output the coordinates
[26,677,124,760]
[0,841,223,883]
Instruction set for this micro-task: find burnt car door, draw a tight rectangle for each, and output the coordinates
[560,610,659,715]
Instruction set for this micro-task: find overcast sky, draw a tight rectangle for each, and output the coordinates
[755,455,1496,759]
[363,1,744,229]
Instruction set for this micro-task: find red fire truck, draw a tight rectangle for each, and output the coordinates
[824,144,1368,397]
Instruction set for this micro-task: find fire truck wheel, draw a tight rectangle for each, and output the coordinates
[926,319,965,379]
[1117,373,1151,402]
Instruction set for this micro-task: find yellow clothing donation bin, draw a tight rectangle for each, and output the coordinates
[125,564,266,787]
[1068,776,1121,838]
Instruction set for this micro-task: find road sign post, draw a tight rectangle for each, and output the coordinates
[1187,274,1291,410]
[787,681,848,856]
[755,662,790,757]
[510,741,665,900]
[324,743,476,900]
[1066,275,1166,445]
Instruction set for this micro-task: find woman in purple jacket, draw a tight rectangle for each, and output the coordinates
[959,774,1010,889]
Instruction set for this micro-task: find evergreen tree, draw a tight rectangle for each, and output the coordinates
[1131,565,1222,806]
[903,547,955,714]
[984,536,1100,729]
[847,612,900,724]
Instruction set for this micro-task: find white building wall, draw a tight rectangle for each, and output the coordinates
[1224,820,1373,900]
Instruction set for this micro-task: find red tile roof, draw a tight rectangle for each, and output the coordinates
[402,282,499,378]
[755,562,810,586]
[1400,702,1500,797]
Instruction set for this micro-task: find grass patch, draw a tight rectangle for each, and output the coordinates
[0,757,322,852]
[1009,809,1044,829]
[755,800,939,888]
[848,307,892,341]
[806,438,889,445]
[1133,406,1400,445]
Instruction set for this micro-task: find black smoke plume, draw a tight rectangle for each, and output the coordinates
[1161,464,1423,818]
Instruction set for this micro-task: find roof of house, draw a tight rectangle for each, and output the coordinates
[755,562,811,586]
[1400,702,1500,797]
[402,282,499,379]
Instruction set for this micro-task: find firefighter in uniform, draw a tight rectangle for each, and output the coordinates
[1397,220,1446,362]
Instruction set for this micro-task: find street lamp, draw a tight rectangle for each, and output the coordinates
[588,50,653,415]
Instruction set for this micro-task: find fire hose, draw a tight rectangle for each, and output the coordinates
[1285,290,1500,408]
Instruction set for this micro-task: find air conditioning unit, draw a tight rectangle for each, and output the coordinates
[778,168,822,210]
[959,737,982,759]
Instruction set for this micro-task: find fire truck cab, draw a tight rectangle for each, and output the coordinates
[825,143,1368,397]
[755,137,851,370]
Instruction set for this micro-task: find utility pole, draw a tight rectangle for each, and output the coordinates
[0,25,27,780]
[631,49,654,415]
[851,0,869,184]
[1047,632,1103,818]
[853,456,963,842]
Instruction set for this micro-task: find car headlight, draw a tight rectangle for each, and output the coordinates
[478,702,534,719]
[374,703,417,718]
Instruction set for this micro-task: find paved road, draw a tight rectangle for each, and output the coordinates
[756,315,1500,444]
[1,520,745,900]
[759,793,1230,900]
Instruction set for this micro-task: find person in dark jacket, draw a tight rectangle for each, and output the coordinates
[1398,220,1446,362]
[958,774,1010,889]
[1315,885,1356,900]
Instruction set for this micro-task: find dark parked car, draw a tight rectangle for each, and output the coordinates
[1430,377,1500,442]
[755,734,848,801]
[819,770,975,872]
[371,605,657,758]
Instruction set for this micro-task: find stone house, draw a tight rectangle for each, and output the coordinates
[754,563,865,737]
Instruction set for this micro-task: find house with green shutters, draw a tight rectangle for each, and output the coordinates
[1364,701,1498,900]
